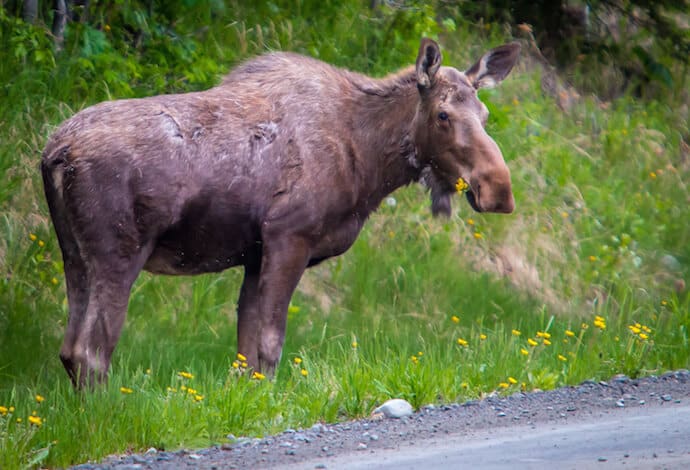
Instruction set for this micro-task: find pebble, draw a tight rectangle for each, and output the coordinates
[357,442,368,450]
[616,399,625,408]
[373,399,414,418]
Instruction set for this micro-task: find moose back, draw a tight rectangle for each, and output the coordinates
[42,38,520,387]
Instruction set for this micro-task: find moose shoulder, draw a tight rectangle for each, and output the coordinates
[42,38,520,387]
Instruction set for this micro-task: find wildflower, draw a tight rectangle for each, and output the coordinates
[300,369,308,377]
[194,395,204,402]
[451,315,460,324]
[16,418,22,423]
[581,322,589,330]
[589,255,597,262]
[508,377,518,384]
[237,353,247,362]
[498,382,509,389]
[241,362,248,368]
[649,171,657,179]
[467,218,475,226]
[642,325,652,333]
[543,339,552,346]
[512,329,521,336]
[512,97,520,106]
[561,211,569,219]
[186,388,197,395]
[520,348,529,356]
[35,395,45,404]
[628,325,641,335]
[0,406,8,416]
[104,24,111,32]
[351,341,358,349]
[180,385,187,392]
[639,333,648,340]
[231,361,240,369]
[178,371,194,379]
[536,331,551,339]
[455,177,469,193]
[28,415,42,427]
[417,351,424,357]
[479,333,487,340]
[461,382,469,388]
[29,233,37,241]
[252,371,266,380]
[167,387,177,393]
[145,368,152,375]
[593,316,606,330]
[38,240,45,247]
[565,330,575,337]
[119,387,133,394]
[288,304,300,314]
[51,277,59,285]
[557,354,567,362]
[473,232,483,240]
[527,338,538,347]
[410,355,419,364]
[661,300,668,306]
[457,338,468,347]
[294,357,302,365]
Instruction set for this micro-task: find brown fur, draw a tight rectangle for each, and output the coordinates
[42,39,520,387]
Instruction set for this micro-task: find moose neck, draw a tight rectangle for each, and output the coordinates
[347,67,424,213]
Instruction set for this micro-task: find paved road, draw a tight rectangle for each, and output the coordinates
[289,405,690,470]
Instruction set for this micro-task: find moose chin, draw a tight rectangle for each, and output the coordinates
[42,38,520,388]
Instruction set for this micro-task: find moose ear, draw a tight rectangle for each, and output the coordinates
[465,42,520,89]
[416,38,442,90]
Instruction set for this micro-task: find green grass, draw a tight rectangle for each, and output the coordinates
[1,1,690,468]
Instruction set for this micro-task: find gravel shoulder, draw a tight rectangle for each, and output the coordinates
[76,370,690,470]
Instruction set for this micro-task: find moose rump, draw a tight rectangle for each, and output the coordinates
[42,38,520,387]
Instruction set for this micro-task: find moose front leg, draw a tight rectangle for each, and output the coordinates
[254,234,310,375]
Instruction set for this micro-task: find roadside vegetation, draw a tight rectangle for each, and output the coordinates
[1,1,688,467]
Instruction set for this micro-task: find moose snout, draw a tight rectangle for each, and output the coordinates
[470,168,514,214]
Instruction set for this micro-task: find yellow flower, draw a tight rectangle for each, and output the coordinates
[252,371,266,380]
[231,361,240,369]
[557,354,567,362]
[467,218,475,226]
[194,395,204,402]
[639,333,648,340]
[38,240,45,247]
[649,171,657,179]
[536,331,551,339]
[167,387,177,393]
[461,382,469,388]
[479,334,487,340]
[508,377,518,384]
[119,387,133,394]
[520,348,529,356]
[0,406,8,415]
[589,255,597,262]
[145,368,152,375]
[457,338,468,347]
[565,330,575,337]
[417,351,424,356]
[180,385,187,391]
[642,325,652,333]
[178,371,194,379]
[35,394,45,404]
[455,177,469,193]
[581,322,589,329]
[241,361,248,368]
[512,329,521,336]
[288,304,300,314]
[29,233,37,241]
[186,388,197,395]
[28,415,42,426]
[629,325,641,334]
[351,341,358,349]
[104,24,111,32]
[51,277,59,285]
[527,338,538,347]
[543,339,552,346]
[410,355,419,364]
[451,315,460,324]
[294,357,302,364]
[300,369,308,377]
[16,418,22,423]
[498,382,509,389]
[237,353,247,362]
[473,232,483,240]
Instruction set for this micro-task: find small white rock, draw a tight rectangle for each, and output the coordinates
[373,399,414,419]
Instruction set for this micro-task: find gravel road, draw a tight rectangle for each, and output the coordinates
[74,370,690,470]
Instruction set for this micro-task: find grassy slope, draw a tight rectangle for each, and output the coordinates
[1,2,689,467]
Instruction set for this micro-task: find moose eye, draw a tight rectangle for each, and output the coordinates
[438,111,449,121]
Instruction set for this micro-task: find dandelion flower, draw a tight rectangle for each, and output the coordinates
[51,277,59,285]
[520,348,529,356]
[479,334,487,340]
[28,415,42,427]
[451,315,460,324]
[186,388,197,395]
[512,329,521,336]
[589,255,597,262]
[565,330,575,337]
[237,353,247,362]
[639,333,648,340]
[300,369,308,377]
[527,338,538,347]
[35,395,45,404]
[629,325,641,335]
[16,418,22,423]
[231,361,240,369]
[457,338,468,347]
[410,355,419,364]
[508,377,518,384]
[498,382,509,389]
[294,357,302,365]
[38,240,45,247]
[557,354,567,362]
[0,406,8,416]
[178,371,194,379]
[536,331,551,339]
[252,371,266,380]
[467,218,475,226]
[473,232,484,240]
[29,233,37,241]
[649,171,657,179]
[119,387,133,394]
[455,177,469,193]
[241,362,248,368]
[351,341,358,349]
[194,395,204,402]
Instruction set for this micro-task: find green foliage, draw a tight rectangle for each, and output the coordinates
[0,0,689,467]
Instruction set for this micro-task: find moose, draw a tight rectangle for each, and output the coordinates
[42,38,520,387]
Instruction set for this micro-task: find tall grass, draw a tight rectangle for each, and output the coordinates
[1,1,689,467]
